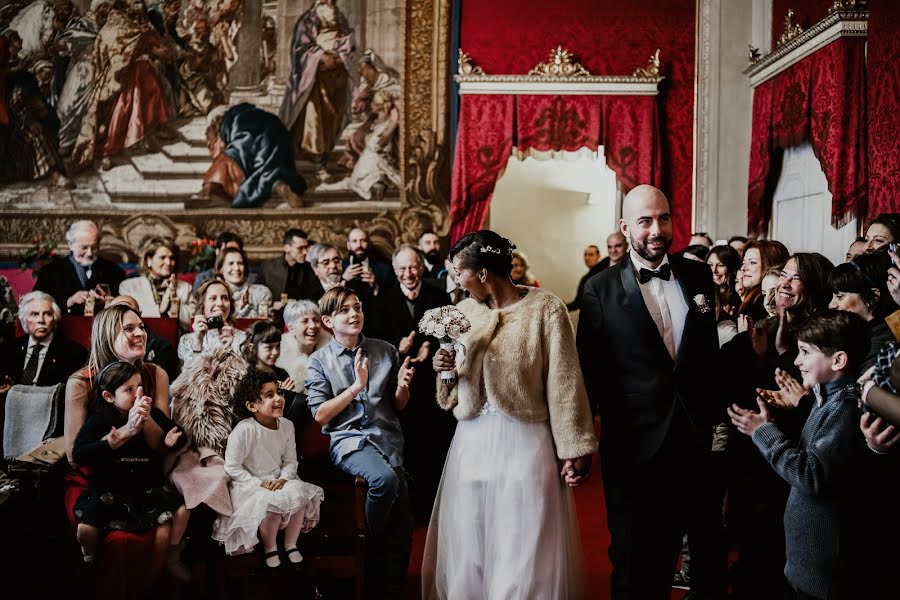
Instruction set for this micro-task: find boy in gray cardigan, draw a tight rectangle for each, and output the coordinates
[728,309,869,600]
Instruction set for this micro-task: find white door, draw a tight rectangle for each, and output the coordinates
[771,142,857,265]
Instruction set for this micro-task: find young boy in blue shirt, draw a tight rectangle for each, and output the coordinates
[728,309,869,600]
[305,286,415,596]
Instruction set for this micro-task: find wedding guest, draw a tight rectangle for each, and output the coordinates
[0,291,85,386]
[682,244,709,262]
[34,220,125,315]
[256,229,319,302]
[728,235,749,254]
[214,247,272,318]
[63,304,173,598]
[372,245,452,520]
[192,231,246,292]
[828,250,897,371]
[600,231,629,270]
[510,250,540,287]
[120,237,192,329]
[845,236,866,262]
[418,230,443,280]
[308,243,344,302]
[178,277,247,368]
[276,300,330,411]
[577,185,726,600]
[567,244,603,311]
[306,287,415,597]
[425,230,596,599]
[689,232,714,248]
[107,295,179,382]
[342,227,395,293]
[707,244,741,317]
[738,239,789,322]
[862,213,900,255]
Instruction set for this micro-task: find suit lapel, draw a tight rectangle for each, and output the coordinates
[669,257,695,369]
[619,260,671,360]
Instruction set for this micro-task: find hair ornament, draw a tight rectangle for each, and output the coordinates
[479,245,501,254]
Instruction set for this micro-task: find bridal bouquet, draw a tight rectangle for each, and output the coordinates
[419,305,471,383]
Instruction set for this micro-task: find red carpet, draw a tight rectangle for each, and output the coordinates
[406,450,689,599]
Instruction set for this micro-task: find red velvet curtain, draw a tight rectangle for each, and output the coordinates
[450,94,661,243]
[747,37,867,237]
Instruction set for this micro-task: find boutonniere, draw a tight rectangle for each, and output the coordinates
[693,294,711,314]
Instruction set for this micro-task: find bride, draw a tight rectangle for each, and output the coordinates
[422,230,597,599]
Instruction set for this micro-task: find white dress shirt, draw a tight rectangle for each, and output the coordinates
[25,333,53,383]
[629,251,688,359]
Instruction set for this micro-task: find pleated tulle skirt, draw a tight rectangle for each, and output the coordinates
[211,478,324,555]
[421,404,585,600]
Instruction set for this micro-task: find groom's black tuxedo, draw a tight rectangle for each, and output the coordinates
[577,253,721,462]
[577,253,726,600]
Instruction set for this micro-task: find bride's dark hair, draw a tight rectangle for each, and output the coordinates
[448,230,517,276]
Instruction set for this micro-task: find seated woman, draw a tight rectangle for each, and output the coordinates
[120,237,192,330]
[275,300,330,414]
[64,304,176,598]
[510,250,540,287]
[177,277,247,368]
[214,247,272,319]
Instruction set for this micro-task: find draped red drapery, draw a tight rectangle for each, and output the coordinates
[747,37,867,237]
[449,94,662,243]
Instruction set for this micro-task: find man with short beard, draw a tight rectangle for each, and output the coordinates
[417,230,442,280]
[576,185,726,600]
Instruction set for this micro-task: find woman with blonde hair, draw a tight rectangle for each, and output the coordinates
[510,250,541,287]
[120,237,192,329]
[63,304,191,594]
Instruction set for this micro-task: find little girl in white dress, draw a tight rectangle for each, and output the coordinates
[212,368,324,568]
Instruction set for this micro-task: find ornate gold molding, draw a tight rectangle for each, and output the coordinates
[745,8,868,86]
[528,46,591,78]
[632,49,661,77]
[777,9,804,47]
[455,46,664,96]
[457,49,484,76]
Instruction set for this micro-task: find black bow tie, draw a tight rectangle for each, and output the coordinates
[638,264,671,284]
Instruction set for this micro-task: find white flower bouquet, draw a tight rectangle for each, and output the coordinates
[418,305,471,383]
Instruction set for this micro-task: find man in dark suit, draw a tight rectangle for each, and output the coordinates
[341,227,395,293]
[577,185,726,600]
[33,220,125,315]
[567,244,603,311]
[0,291,86,388]
[417,230,443,280]
[371,244,454,519]
[256,228,320,302]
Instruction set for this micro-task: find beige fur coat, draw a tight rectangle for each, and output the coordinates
[437,286,597,459]
[171,344,247,457]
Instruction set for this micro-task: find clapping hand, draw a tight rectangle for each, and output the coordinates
[398,330,416,355]
[353,349,369,390]
[727,399,772,436]
[397,356,414,390]
[164,426,183,448]
[757,368,808,409]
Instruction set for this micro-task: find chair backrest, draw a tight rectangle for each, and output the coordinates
[2,383,64,460]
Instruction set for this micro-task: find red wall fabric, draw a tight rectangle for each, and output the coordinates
[459,0,696,248]
[771,0,833,49]
[450,94,661,243]
[748,38,867,236]
[867,1,900,217]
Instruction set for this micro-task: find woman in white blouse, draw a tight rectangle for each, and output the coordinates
[214,247,272,318]
[120,237,192,329]
[177,277,247,367]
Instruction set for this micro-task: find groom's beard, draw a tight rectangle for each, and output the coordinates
[633,234,672,263]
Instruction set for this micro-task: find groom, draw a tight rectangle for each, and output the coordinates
[577,185,726,600]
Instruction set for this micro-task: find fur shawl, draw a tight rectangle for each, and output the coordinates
[436,287,597,459]
[171,344,247,457]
